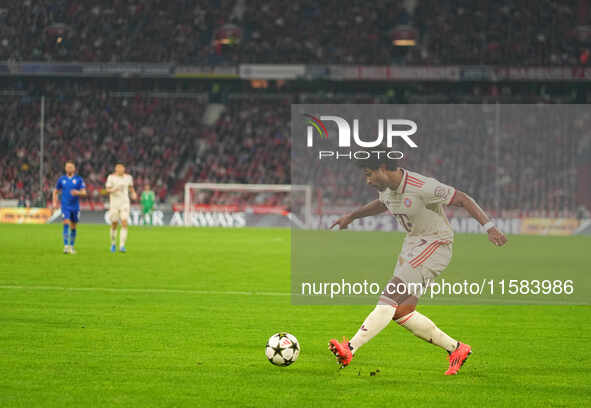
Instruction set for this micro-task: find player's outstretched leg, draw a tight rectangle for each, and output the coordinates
[395,309,471,375]
[329,300,397,367]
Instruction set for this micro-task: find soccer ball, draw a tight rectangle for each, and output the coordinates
[265,332,300,366]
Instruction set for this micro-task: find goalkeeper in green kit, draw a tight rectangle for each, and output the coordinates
[140,184,156,226]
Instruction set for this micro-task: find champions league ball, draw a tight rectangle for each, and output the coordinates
[265,333,300,366]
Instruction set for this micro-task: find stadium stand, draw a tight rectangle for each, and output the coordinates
[0,89,583,217]
[0,1,589,218]
[0,0,585,65]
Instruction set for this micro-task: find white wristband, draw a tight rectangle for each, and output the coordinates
[483,221,495,232]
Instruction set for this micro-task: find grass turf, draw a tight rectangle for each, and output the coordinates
[0,224,590,407]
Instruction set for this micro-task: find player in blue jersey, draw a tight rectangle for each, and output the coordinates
[52,161,87,254]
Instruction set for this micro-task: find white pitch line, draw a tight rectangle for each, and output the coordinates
[2,286,581,305]
[0,285,291,297]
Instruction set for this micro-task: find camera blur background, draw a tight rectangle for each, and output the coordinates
[1,0,590,232]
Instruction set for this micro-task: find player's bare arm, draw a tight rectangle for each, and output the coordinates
[52,189,59,208]
[449,191,507,247]
[71,188,87,197]
[330,199,387,230]
[129,185,138,201]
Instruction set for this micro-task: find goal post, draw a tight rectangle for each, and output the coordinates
[183,183,313,228]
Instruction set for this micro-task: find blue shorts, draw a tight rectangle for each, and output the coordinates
[62,209,80,223]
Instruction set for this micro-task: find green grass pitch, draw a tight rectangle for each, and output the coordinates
[0,224,590,407]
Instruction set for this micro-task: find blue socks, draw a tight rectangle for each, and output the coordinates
[63,224,77,246]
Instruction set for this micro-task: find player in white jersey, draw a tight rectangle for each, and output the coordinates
[105,163,137,253]
[328,158,507,375]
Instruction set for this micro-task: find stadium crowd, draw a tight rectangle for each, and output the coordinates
[0,92,292,208]
[0,0,588,216]
[0,0,586,65]
[0,93,206,206]
[0,0,235,63]
[0,91,584,217]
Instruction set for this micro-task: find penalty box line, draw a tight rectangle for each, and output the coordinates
[0,285,290,297]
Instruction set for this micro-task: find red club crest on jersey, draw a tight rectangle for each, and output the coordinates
[404,198,412,208]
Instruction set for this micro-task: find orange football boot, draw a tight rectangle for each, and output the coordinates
[328,337,353,368]
[445,342,472,375]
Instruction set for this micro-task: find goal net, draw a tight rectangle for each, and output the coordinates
[183,183,312,228]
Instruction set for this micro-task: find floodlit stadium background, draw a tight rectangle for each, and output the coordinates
[2,2,591,407]
[0,1,589,232]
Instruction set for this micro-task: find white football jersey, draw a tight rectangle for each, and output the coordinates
[378,169,455,241]
[106,174,133,208]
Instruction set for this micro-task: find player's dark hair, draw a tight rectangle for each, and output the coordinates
[115,162,125,167]
[65,160,75,167]
[354,155,399,171]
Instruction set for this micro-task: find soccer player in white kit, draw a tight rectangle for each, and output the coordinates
[105,163,137,253]
[328,158,507,375]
